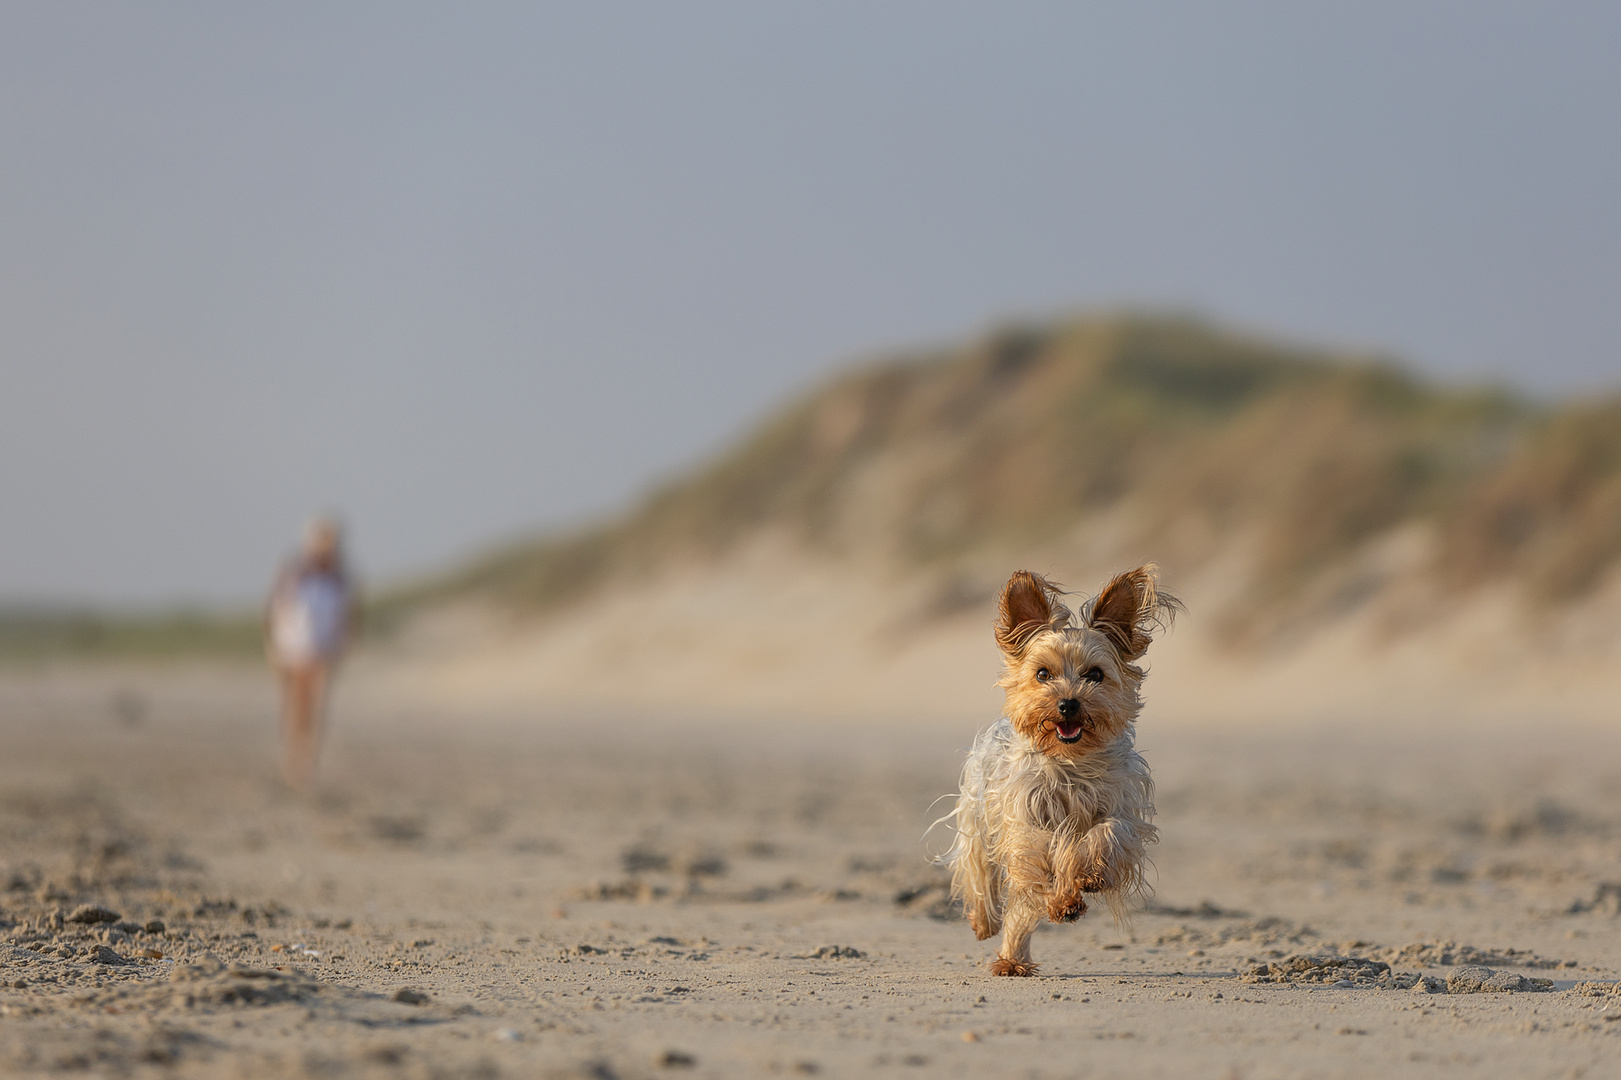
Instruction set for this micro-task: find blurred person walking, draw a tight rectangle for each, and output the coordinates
[265,517,359,787]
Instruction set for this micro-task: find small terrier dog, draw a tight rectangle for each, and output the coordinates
[943,566,1181,976]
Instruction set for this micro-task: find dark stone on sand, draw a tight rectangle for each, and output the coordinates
[144,920,166,934]
[392,987,430,1005]
[67,905,121,925]
[88,944,130,966]
[560,1063,619,1080]
[621,843,669,874]
[1565,882,1621,917]
[370,816,426,843]
[658,1050,697,1068]
[811,945,865,959]
[678,850,728,878]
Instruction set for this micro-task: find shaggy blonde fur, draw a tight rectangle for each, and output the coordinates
[943,566,1181,976]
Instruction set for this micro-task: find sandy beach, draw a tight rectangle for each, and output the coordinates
[2,668,1618,1079]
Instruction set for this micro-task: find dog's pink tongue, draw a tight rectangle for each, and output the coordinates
[1056,720,1084,739]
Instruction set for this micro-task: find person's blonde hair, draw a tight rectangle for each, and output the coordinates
[302,515,342,556]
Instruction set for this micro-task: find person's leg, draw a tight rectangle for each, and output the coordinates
[276,663,296,780]
[306,660,331,763]
[281,663,319,787]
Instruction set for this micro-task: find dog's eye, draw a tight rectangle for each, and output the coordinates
[1083,667,1104,683]
[1035,668,1050,682]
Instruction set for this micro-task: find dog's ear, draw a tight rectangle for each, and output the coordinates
[995,571,1067,658]
[1088,564,1182,662]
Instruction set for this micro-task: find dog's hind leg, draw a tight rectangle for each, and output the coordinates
[945,747,1004,941]
[968,891,1002,942]
[951,829,1002,941]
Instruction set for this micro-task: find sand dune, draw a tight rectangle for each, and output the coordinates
[348,314,1621,728]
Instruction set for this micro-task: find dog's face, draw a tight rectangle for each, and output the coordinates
[995,567,1178,759]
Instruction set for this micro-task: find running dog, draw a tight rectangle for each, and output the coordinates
[943,566,1181,976]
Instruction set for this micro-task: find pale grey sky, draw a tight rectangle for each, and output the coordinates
[2,2,1617,605]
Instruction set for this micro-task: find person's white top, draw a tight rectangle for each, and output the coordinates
[271,568,350,663]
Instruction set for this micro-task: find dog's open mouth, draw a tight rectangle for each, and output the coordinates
[1054,719,1085,743]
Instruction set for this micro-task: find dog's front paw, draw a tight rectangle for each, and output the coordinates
[1046,890,1087,923]
[990,957,1040,977]
[969,909,1001,941]
[1075,869,1115,895]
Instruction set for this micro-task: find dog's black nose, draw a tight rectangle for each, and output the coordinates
[1057,698,1079,718]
